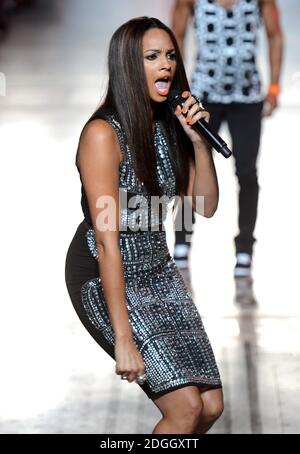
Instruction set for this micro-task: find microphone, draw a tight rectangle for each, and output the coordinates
[168,88,232,158]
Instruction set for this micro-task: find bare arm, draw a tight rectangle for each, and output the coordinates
[175,93,219,218]
[172,0,195,56]
[261,0,284,114]
[78,120,145,382]
[190,141,219,218]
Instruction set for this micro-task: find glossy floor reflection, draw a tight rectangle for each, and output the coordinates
[0,0,299,434]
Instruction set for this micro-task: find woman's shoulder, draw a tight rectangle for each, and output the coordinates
[83,110,124,140]
[81,118,117,146]
[78,115,122,167]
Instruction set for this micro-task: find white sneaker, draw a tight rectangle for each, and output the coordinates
[234,252,252,278]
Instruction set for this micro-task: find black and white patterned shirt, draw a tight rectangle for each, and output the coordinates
[191,0,263,103]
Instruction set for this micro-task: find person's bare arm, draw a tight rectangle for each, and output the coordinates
[172,0,195,56]
[190,141,219,218]
[261,0,284,115]
[176,93,219,218]
[78,120,145,383]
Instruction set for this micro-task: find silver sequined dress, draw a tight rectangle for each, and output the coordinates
[65,114,222,399]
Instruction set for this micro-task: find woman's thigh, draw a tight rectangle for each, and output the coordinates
[152,385,203,418]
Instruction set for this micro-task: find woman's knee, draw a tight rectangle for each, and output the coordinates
[171,398,203,431]
[155,387,204,432]
[184,397,203,420]
[203,398,224,422]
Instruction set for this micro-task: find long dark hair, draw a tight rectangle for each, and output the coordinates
[81,16,194,197]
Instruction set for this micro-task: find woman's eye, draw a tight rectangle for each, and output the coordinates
[145,53,176,61]
[146,54,157,60]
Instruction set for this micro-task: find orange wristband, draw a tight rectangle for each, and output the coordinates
[268,84,280,96]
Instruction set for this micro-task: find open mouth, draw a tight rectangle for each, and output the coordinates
[154,77,172,96]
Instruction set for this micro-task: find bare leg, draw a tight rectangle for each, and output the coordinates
[194,388,224,434]
[152,386,203,434]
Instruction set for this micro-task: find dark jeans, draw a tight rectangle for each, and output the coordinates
[175,101,263,255]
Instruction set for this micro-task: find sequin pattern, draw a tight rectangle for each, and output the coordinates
[80,115,222,395]
[109,115,177,232]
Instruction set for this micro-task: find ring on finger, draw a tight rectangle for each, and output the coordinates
[191,94,205,111]
[136,373,147,385]
[121,374,128,380]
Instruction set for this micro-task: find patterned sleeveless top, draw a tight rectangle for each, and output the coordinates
[191,0,263,104]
